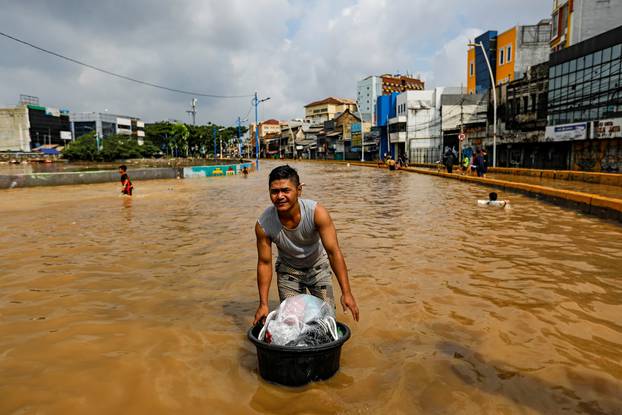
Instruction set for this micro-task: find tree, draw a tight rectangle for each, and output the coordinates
[62,132,159,161]
[170,123,189,157]
[62,132,99,161]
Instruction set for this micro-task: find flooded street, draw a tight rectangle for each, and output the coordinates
[1,160,621,414]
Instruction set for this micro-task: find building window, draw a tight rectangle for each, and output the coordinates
[507,46,512,63]
[552,11,559,39]
[470,62,474,77]
[499,49,504,65]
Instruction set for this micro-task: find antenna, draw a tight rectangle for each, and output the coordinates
[186,98,198,125]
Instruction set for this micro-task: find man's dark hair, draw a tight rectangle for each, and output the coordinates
[489,192,498,201]
[269,165,300,187]
[119,165,127,172]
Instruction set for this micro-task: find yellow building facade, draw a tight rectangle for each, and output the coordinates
[496,26,517,85]
[304,97,357,125]
[467,48,476,94]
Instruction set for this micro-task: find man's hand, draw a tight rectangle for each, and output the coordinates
[253,304,269,326]
[340,292,359,322]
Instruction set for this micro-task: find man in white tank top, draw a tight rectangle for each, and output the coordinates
[253,165,359,325]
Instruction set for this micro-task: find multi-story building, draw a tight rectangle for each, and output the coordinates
[495,20,551,85]
[550,0,622,52]
[441,92,488,156]
[70,112,144,143]
[380,74,425,95]
[468,31,498,94]
[357,74,424,126]
[376,93,399,158]
[495,62,559,168]
[0,103,72,152]
[468,21,550,93]
[356,76,383,125]
[0,105,30,152]
[546,24,622,171]
[304,97,357,125]
[389,87,463,163]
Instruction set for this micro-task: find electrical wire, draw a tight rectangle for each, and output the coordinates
[0,30,254,99]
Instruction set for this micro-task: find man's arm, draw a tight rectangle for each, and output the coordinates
[253,222,273,325]
[315,204,360,321]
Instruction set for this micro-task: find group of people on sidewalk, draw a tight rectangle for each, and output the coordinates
[442,147,488,177]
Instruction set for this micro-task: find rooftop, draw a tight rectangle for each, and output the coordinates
[304,97,357,108]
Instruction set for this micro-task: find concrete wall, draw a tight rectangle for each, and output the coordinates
[0,167,180,189]
[0,106,31,152]
[572,0,622,46]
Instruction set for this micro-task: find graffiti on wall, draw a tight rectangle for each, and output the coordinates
[183,163,254,178]
[573,139,622,172]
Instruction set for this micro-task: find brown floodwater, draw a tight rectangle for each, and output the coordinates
[487,173,622,199]
[1,160,621,414]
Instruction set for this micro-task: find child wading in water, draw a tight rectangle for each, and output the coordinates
[119,165,133,196]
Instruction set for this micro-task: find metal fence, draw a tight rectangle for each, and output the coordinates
[409,147,442,164]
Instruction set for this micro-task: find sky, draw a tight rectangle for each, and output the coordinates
[0,0,552,126]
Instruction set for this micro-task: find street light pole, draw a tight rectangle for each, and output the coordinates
[253,92,271,171]
[355,101,365,162]
[469,41,497,167]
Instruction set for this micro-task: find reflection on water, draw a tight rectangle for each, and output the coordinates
[1,161,621,414]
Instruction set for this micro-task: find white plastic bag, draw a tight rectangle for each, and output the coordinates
[259,294,337,346]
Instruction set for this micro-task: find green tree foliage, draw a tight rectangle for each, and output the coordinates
[62,132,159,161]
[62,132,99,161]
[144,121,247,157]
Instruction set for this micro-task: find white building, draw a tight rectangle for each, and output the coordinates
[551,0,622,51]
[356,76,383,125]
[389,87,464,163]
[70,112,145,144]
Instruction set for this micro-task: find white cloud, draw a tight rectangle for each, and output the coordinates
[0,0,552,125]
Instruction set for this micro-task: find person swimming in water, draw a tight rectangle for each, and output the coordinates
[479,192,509,207]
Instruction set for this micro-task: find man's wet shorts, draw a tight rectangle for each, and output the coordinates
[275,256,335,308]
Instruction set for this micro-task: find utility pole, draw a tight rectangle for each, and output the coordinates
[186,98,197,125]
[237,117,242,157]
[213,124,217,161]
[253,92,271,171]
[459,95,464,164]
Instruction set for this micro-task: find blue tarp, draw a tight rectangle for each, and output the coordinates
[39,148,60,155]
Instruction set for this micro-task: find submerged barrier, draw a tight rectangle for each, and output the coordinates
[0,161,255,189]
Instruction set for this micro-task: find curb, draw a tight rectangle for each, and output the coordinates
[348,162,622,223]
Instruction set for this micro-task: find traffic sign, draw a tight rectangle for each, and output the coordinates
[458,133,466,141]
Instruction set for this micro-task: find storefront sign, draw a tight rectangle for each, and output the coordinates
[592,118,622,139]
[545,122,587,142]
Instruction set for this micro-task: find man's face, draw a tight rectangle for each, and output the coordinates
[269,179,300,212]
[119,169,124,175]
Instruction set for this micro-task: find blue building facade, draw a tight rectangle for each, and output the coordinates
[474,31,497,94]
[376,93,398,158]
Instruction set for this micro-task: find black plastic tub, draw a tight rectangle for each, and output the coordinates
[247,322,351,386]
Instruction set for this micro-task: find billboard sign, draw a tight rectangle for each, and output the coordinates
[544,122,587,142]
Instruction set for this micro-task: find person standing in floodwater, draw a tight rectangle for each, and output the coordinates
[119,165,133,196]
[253,165,359,325]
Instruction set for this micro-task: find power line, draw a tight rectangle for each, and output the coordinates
[0,30,254,99]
